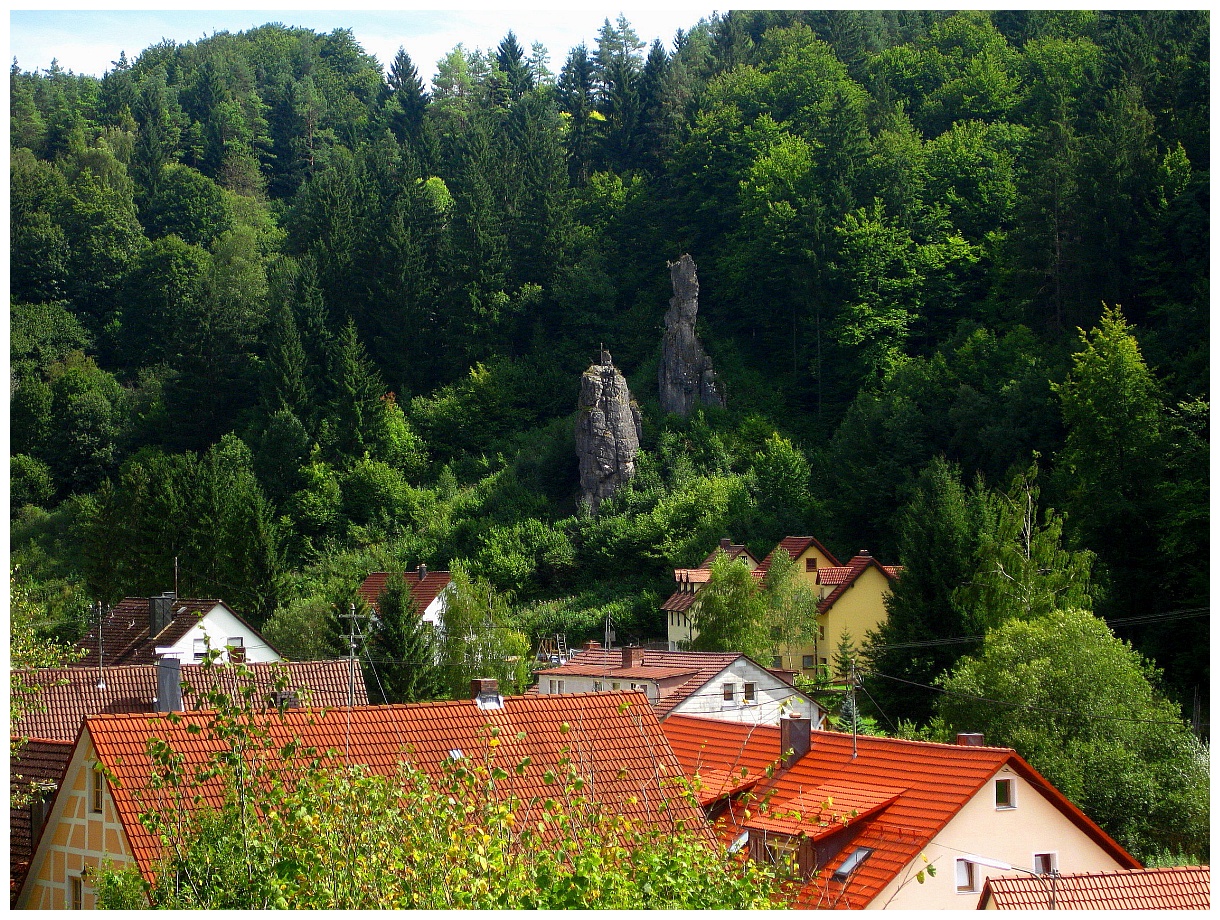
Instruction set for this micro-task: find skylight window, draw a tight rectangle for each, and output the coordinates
[832,847,873,881]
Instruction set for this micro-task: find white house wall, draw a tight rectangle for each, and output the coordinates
[670,660,821,726]
[162,605,280,663]
[868,765,1128,910]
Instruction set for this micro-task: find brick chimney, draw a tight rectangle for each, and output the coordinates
[720,537,731,551]
[149,594,174,639]
[780,713,812,768]
[472,678,503,710]
[622,646,644,669]
[582,640,601,651]
[156,656,183,713]
[416,563,428,581]
[956,732,986,746]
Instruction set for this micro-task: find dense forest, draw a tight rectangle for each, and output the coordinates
[10,9,1208,736]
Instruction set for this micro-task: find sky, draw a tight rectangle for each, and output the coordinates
[9,3,728,82]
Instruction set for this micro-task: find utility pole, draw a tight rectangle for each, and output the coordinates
[174,556,179,599]
[95,602,105,690]
[849,656,859,759]
[341,603,362,707]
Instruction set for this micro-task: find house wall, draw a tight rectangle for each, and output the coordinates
[163,605,280,664]
[421,590,447,626]
[670,661,820,726]
[780,567,893,677]
[868,765,1129,910]
[540,675,659,702]
[666,604,699,649]
[18,735,135,910]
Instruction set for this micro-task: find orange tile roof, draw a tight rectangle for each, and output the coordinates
[980,866,1209,910]
[76,597,269,667]
[674,568,713,583]
[12,661,366,742]
[535,649,742,719]
[85,692,704,881]
[757,537,841,575]
[359,570,452,615]
[10,739,74,903]
[661,716,1138,909]
[816,553,898,615]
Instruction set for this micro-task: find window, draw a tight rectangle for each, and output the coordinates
[1034,852,1058,875]
[593,680,602,691]
[723,683,736,701]
[802,655,814,669]
[995,778,1015,809]
[611,682,620,690]
[90,767,104,814]
[805,558,818,572]
[956,859,977,893]
[832,847,873,882]
[772,656,783,668]
[816,624,825,641]
[743,682,756,703]
[764,835,800,877]
[71,876,83,910]
[227,637,245,662]
[193,638,207,661]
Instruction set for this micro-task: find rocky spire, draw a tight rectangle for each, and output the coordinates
[659,253,725,417]
[576,347,642,513]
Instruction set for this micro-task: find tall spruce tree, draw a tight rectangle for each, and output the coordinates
[369,575,445,703]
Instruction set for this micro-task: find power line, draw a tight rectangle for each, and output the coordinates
[862,668,1191,726]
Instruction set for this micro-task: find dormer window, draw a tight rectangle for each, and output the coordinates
[995,778,1015,809]
[806,558,818,572]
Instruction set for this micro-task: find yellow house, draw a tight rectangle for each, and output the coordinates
[778,549,901,678]
[15,733,135,910]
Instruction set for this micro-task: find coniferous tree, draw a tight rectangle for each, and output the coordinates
[370,575,446,702]
[556,44,597,182]
[496,32,534,100]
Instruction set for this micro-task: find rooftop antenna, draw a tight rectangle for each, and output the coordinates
[174,555,179,600]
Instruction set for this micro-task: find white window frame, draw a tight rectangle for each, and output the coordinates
[193,637,207,661]
[1033,852,1058,875]
[956,859,978,893]
[995,777,1016,809]
[593,680,602,691]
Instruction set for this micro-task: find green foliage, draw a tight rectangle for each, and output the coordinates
[437,562,531,697]
[936,608,1209,862]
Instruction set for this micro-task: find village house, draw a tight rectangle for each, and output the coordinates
[661,714,1139,910]
[977,865,1209,910]
[532,642,825,728]
[663,536,899,677]
[358,564,453,627]
[15,683,704,910]
[75,594,280,667]
[9,660,364,903]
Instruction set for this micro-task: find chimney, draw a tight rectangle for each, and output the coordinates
[720,537,732,551]
[416,563,428,581]
[622,646,644,669]
[156,656,183,713]
[858,549,871,558]
[780,713,812,768]
[582,640,601,651]
[149,595,174,639]
[956,732,986,746]
[472,677,503,710]
[29,788,51,836]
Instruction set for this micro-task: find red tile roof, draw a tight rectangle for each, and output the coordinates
[757,537,841,575]
[816,553,898,615]
[9,739,74,903]
[83,691,704,881]
[674,568,712,584]
[661,590,697,612]
[661,716,1138,909]
[359,570,452,615]
[979,866,1209,910]
[75,597,275,667]
[698,543,760,568]
[11,661,366,742]
[536,649,742,719]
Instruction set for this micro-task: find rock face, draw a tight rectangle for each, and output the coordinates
[576,348,642,513]
[659,253,725,417]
